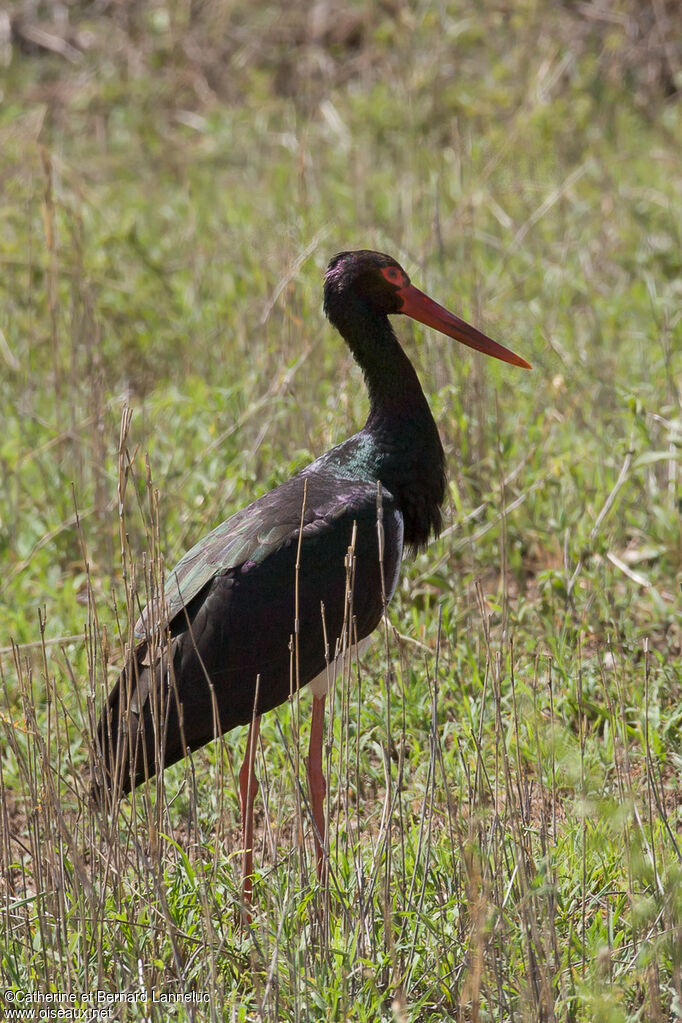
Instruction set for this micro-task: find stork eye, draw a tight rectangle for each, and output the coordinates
[379,265,409,290]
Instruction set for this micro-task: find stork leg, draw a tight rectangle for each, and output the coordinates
[306,694,327,881]
[239,714,261,917]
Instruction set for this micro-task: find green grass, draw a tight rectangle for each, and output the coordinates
[0,1,680,1019]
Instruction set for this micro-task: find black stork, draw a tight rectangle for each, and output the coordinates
[94,250,530,908]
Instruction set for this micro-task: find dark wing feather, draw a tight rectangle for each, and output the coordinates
[135,484,304,639]
[94,471,403,795]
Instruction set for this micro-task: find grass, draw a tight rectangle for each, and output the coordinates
[0,0,681,1018]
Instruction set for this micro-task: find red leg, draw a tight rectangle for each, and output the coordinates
[239,714,261,917]
[306,694,327,881]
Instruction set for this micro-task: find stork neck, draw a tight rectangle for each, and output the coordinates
[333,302,447,549]
[337,303,432,424]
